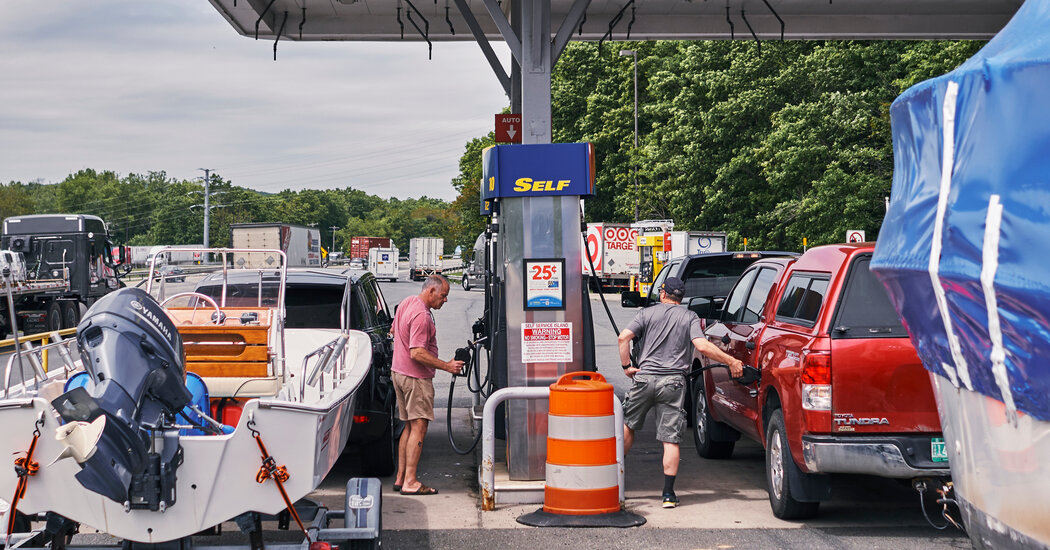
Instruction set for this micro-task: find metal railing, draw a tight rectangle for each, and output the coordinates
[3,329,80,398]
[300,334,349,402]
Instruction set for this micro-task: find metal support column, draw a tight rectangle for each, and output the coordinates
[503,0,587,480]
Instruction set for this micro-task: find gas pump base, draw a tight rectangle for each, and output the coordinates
[516,509,645,528]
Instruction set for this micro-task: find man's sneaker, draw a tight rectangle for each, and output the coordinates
[662,493,679,508]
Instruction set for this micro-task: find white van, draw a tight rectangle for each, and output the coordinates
[368,247,399,282]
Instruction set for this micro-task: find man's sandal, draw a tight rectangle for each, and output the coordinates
[393,484,402,492]
[400,484,439,496]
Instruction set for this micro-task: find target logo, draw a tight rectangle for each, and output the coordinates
[585,226,602,271]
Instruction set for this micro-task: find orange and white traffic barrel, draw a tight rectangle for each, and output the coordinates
[543,371,619,515]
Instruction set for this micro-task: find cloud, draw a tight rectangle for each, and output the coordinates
[0,0,509,200]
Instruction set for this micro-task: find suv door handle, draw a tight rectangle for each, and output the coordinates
[721,334,730,345]
[745,341,756,351]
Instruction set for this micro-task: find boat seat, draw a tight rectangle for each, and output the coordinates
[169,307,273,379]
[166,307,280,397]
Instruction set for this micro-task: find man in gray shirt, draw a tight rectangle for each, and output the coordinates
[617,276,743,508]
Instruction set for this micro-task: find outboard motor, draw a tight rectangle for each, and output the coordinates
[51,287,190,512]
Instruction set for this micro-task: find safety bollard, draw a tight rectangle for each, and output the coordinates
[517,372,645,528]
[543,371,619,515]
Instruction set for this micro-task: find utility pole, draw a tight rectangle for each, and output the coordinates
[329,226,339,253]
[619,49,639,222]
[199,168,213,249]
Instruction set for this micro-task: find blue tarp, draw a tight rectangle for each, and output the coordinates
[871,0,1050,422]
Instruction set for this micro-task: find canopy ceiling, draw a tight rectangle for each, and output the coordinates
[207,0,1021,43]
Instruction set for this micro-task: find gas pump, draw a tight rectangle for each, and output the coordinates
[464,142,597,480]
[631,219,675,294]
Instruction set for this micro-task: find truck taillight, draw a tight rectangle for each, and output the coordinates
[801,351,831,411]
[801,352,831,384]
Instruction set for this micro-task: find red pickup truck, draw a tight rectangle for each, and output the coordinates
[691,243,949,519]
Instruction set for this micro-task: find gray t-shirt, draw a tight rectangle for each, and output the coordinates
[625,303,704,375]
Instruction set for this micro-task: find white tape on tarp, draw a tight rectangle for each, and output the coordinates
[929,80,973,390]
[981,194,1017,424]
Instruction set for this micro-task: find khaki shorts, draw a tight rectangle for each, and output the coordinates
[622,373,687,444]
[393,372,435,421]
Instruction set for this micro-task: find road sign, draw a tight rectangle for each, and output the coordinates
[847,230,866,243]
[495,114,522,143]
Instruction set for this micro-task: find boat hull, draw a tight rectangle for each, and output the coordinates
[930,373,1050,549]
[0,327,371,543]
[0,389,357,543]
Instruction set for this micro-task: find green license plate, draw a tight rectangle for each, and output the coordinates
[931,437,948,462]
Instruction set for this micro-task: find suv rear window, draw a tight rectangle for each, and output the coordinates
[681,256,758,298]
[830,255,907,339]
[776,273,830,327]
[286,285,343,329]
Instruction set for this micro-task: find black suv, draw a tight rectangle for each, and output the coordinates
[622,251,798,322]
[194,269,397,476]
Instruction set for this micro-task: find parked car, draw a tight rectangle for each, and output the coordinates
[347,258,366,270]
[154,265,186,283]
[193,268,397,476]
[692,243,948,519]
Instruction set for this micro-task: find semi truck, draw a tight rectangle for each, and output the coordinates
[349,237,392,260]
[582,222,639,290]
[0,214,127,336]
[230,223,322,268]
[408,237,443,281]
[367,247,399,281]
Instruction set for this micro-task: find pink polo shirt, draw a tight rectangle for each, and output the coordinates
[391,295,439,379]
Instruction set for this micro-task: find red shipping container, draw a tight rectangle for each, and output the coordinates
[350,236,392,259]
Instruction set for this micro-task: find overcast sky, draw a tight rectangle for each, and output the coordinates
[0,1,510,201]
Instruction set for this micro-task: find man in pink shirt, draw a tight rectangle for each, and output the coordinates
[392,275,464,495]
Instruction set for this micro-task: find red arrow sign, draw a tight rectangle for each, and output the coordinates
[495,114,522,143]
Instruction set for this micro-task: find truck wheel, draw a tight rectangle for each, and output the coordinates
[765,409,820,519]
[692,376,737,459]
[462,277,470,291]
[46,301,62,333]
[61,301,80,329]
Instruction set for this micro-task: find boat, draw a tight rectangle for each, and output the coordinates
[871,2,1050,548]
[0,248,373,543]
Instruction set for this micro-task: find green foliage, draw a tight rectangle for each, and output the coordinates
[448,39,983,251]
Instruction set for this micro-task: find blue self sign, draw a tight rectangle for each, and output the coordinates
[480,143,594,214]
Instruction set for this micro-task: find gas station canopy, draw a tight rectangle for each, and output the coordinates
[208,0,1019,43]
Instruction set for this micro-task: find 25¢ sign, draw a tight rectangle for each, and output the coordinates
[523,258,565,310]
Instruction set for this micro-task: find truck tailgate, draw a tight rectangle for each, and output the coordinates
[829,337,941,433]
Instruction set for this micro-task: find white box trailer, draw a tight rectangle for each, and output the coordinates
[667,231,727,260]
[581,222,639,288]
[408,237,443,281]
[145,245,204,266]
[368,247,399,281]
[230,223,322,268]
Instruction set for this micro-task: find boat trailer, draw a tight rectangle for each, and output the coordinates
[3,478,382,550]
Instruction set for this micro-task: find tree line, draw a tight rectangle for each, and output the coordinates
[2,40,981,256]
[0,169,457,254]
